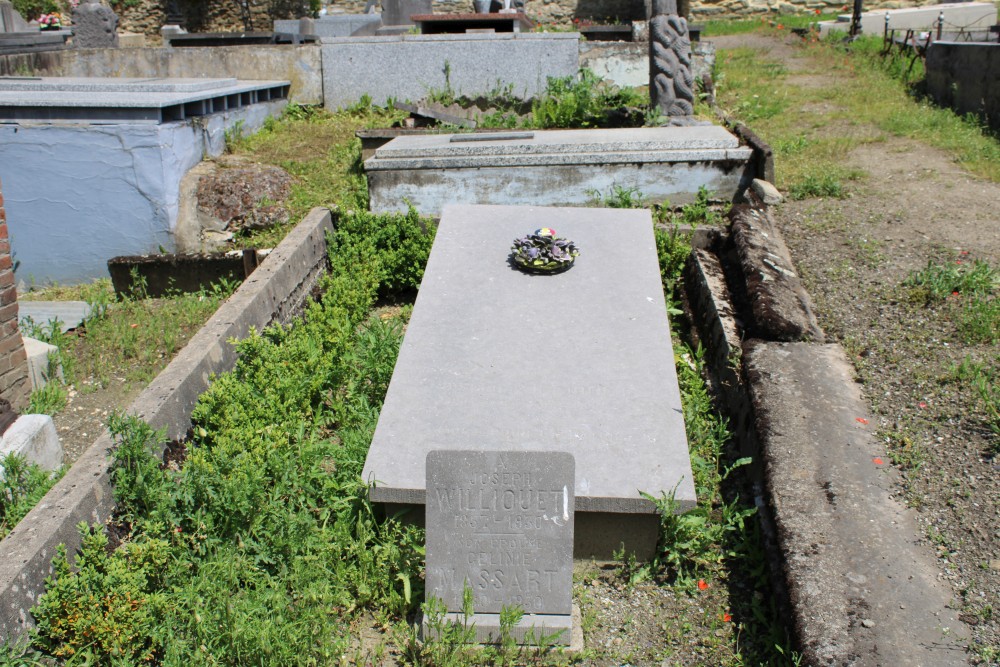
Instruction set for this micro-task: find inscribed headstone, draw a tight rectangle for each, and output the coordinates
[425,450,574,643]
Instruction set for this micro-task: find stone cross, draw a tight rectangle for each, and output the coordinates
[649,0,694,117]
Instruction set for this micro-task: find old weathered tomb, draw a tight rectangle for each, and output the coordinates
[362,204,696,560]
[424,450,574,643]
[0,77,289,283]
[364,126,753,215]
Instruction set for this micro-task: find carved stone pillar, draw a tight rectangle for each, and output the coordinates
[649,0,694,117]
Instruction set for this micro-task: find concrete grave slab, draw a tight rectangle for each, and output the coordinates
[365,126,753,214]
[0,76,289,124]
[22,337,61,391]
[744,341,968,666]
[424,450,574,643]
[18,301,92,332]
[0,414,62,472]
[274,14,382,37]
[363,204,695,559]
[0,1,31,33]
[320,32,579,109]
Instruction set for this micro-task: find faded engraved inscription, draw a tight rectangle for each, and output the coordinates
[427,453,573,614]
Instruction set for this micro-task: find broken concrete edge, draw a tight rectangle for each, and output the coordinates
[728,202,824,343]
[683,212,969,664]
[743,341,967,666]
[0,414,62,474]
[713,109,774,185]
[0,207,335,642]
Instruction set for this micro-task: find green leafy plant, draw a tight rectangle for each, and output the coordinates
[788,172,845,200]
[29,210,433,664]
[904,258,998,345]
[0,453,64,540]
[905,258,998,303]
[530,69,647,129]
[224,119,247,153]
[952,357,1000,450]
[588,184,645,209]
[25,382,66,416]
[10,0,58,21]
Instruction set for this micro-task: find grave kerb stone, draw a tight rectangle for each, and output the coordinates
[424,450,574,644]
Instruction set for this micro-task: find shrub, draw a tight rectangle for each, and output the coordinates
[29,210,435,663]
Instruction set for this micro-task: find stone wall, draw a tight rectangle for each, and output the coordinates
[332,0,938,25]
[114,0,298,40]
[113,0,938,38]
[0,178,30,413]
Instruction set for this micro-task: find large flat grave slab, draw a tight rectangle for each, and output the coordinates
[363,204,695,559]
[365,126,753,214]
[0,76,289,124]
[424,450,574,643]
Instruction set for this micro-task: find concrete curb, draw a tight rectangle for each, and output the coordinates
[0,207,334,640]
[729,202,824,343]
[687,197,969,666]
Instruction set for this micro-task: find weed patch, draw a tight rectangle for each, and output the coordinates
[25,209,435,664]
[904,258,999,345]
[0,454,64,540]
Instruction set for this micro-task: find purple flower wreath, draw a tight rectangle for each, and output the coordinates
[511,228,580,274]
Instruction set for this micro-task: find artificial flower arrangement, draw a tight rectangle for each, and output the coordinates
[510,227,580,273]
[38,13,62,30]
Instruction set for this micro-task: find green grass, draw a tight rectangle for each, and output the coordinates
[225,101,407,248]
[951,357,1000,450]
[904,258,999,346]
[714,35,1000,192]
[702,13,841,36]
[18,276,235,418]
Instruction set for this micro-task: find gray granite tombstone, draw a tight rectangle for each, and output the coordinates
[72,0,119,49]
[424,450,575,644]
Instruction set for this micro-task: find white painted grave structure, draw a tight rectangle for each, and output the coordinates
[364,126,753,215]
[0,77,288,284]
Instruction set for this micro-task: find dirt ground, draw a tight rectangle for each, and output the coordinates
[716,32,1000,663]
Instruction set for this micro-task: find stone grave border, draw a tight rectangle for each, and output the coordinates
[686,190,969,666]
[0,207,334,640]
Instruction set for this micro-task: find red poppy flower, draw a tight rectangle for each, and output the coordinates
[697,579,709,590]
